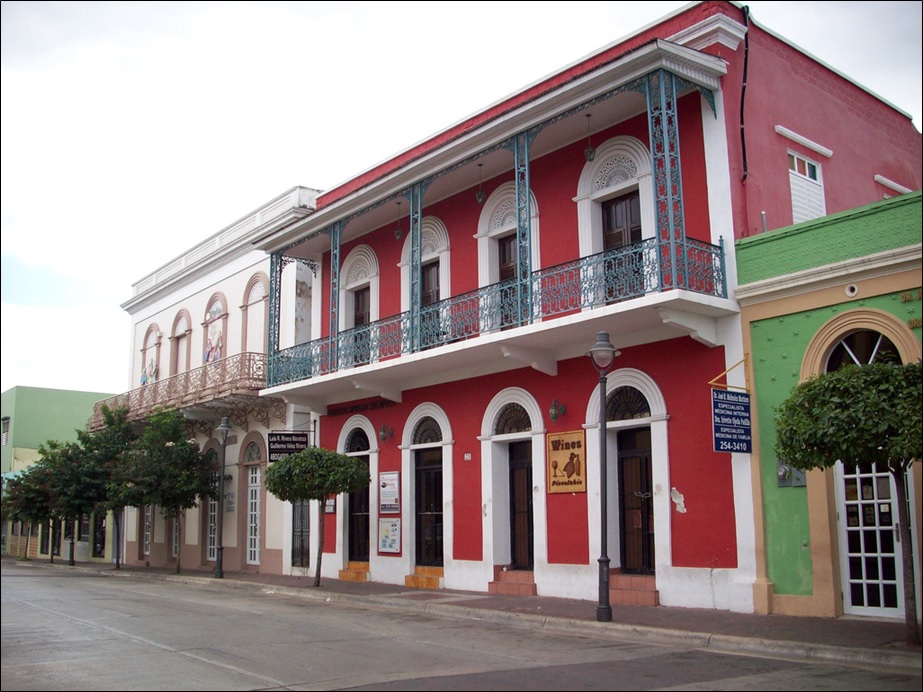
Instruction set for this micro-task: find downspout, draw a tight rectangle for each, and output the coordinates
[740,5,751,182]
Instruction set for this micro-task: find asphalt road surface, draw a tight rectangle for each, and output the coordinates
[2,561,919,691]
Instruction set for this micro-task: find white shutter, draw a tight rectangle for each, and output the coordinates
[789,169,826,224]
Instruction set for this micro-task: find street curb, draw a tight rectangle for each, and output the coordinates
[158,571,922,675]
[11,559,921,675]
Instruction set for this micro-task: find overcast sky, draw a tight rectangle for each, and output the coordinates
[2,1,921,397]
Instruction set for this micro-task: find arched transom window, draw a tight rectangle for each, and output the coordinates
[345,428,370,454]
[494,403,532,435]
[413,416,443,445]
[606,386,651,421]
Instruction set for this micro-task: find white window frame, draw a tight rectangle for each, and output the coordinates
[788,150,826,224]
[142,506,153,556]
[206,496,218,561]
[247,465,261,565]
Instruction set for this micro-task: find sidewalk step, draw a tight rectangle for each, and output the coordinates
[338,561,370,583]
[488,566,537,596]
[609,572,659,606]
[404,565,443,590]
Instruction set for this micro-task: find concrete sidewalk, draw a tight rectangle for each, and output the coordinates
[6,556,921,675]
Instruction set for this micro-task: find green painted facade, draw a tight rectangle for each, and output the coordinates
[737,192,922,597]
[1,386,112,474]
[2,386,114,557]
[737,191,922,285]
[749,293,921,594]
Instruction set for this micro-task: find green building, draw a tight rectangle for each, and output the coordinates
[2,386,113,559]
[737,191,921,620]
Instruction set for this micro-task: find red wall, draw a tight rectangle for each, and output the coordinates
[318,336,737,570]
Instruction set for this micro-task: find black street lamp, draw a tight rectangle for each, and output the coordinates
[214,416,232,579]
[587,331,620,622]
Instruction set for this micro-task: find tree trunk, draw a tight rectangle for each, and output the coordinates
[49,522,55,564]
[314,502,325,587]
[68,518,76,566]
[892,462,921,647]
[25,522,32,560]
[175,510,182,575]
[114,509,122,569]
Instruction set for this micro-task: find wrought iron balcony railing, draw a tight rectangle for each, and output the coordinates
[89,352,268,430]
[268,239,725,387]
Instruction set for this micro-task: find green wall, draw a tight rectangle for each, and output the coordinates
[739,191,922,597]
[737,191,921,284]
[750,293,922,595]
[1,386,113,473]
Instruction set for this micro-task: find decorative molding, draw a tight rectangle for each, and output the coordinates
[736,244,922,306]
[669,13,747,52]
[873,174,912,195]
[774,125,833,158]
[88,352,282,431]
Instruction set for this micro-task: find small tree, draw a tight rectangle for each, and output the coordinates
[39,439,109,566]
[121,408,217,574]
[81,405,139,569]
[775,360,921,646]
[1,463,55,560]
[265,447,370,587]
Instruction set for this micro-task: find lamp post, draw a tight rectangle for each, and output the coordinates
[214,416,232,579]
[587,331,620,622]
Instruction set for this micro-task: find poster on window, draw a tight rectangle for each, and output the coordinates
[546,430,587,493]
[379,471,400,513]
[379,518,400,553]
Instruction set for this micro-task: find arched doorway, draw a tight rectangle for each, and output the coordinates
[345,428,370,563]
[413,416,444,568]
[610,386,654,574]
[828,330,905,617]
[496,403,533,570]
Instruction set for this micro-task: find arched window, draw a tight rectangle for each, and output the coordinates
[244,441,263,565]
[204,295,227,364]
[140,325,161,386]
[241,273,269,354]
[607,386,651,421]
[412,416,443,444]
[475,183,541,288]
[345,428,371,454]
[494,403,532,435]
[400,217,451,312]
[576,136,655,261]
[170,310,192,376]
[340,246,379,366]
[825,330,899,371]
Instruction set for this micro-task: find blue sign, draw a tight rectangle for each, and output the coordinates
[711,388,752,454]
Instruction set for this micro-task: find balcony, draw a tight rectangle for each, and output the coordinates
[268,238,727,390]
[89,352,284,431]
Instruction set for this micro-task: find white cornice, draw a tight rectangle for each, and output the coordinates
[874,175,913,195]
[774,126,833,158]
[735,244,922,306]
[669,12,748,52]
[123,186,319,313]
[255,41,727,253]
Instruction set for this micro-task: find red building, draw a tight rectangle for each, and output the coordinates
[121,1,917,614]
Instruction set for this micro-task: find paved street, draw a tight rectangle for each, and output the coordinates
[2,560,919,691]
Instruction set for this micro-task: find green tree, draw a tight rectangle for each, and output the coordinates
[121,408,217,574]
[265,447,371,587]
[77,405,138,569]
[1,462,55,560]
[774,360,922,646]
[39,439,109,566]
